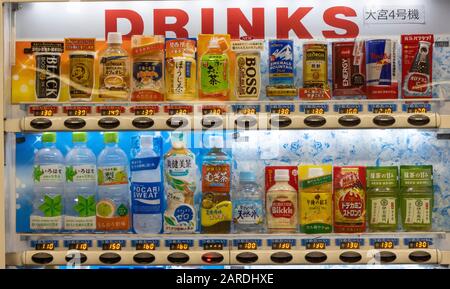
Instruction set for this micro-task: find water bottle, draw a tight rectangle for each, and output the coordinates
[64,132,97,232]
[232,171,265,233]
[31,132,65,232]
[131,135,163,234]
[97,132,130,232]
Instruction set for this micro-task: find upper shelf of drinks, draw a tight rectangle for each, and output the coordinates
[12,33,446,107]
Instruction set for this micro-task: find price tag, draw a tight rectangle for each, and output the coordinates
[299,104,328,115]
[166,240,194,251]
[102,243,122,251]
[368,104,397,114]
[35,242,56,250]
[132,240,160,251]
[130,106,159,116]
[64,240,92,251]
[267,239,296,250]
[232,104,260,115]
[63,106,91,117]
[339,241,361,250]
[202,106,225,115]
[98,240,126,250]
[97,106,125,116]
[31,240,58,250]
[334,104,363,115]
[29,106,58,117]
[404,238,433,249]
[370,238,399,249]
[402,103,431,113]
[233,239,262,250]
[301,239,330,250]
[164,105,193,116]
[200,239,227,250]
[266,104,295,115]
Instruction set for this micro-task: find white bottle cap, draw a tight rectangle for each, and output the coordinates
[208,38,220,49]
[140,135,153,148]
[275,169,290,182]
[209,135,224,148]
[107,32,123,44]
[308,167,323,178]
[171,132,186,149]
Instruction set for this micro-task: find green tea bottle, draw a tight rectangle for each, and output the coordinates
[400,165,433,231]
[199,38,229,100]
[367,166,398,232]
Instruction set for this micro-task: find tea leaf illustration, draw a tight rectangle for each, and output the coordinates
[66,166,76,182]
[39,195,62,217]
[33,166,44,182]
[74,195,96,217]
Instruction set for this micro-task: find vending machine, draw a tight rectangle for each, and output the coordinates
[2,0,450,269]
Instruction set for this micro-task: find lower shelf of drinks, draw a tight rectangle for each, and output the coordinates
[6,232,449,267]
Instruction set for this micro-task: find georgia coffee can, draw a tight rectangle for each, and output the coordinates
[332,41,366,97]
[303,43,328,89]
[401,34,434,99]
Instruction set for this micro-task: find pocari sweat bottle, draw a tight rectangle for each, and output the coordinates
[131,135,163,234]
[64,132,97,232]
[31,132,65,232]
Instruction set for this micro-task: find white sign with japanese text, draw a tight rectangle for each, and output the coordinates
[364,6,425,24]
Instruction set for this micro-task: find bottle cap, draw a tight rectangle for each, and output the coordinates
[72,132,87,143]
[209,135,224,148]
[240,171,256,182]
[104,132,118,144]
[42,132,56,143]
[171,132,186,149]
[208,38,220,49]
[274,169,290,182]
[308,167,323,178]
[140,135,153,148]
[107,32,123,44]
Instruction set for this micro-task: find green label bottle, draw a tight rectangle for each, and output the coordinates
[366,166,398,232]
[400,165,433,231]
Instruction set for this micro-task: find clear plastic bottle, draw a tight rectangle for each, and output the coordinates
[131,135,163,234]
[64,132,97,232]
[266,169,298,233]
[99,32,130,100]
[163,132,197,233]
[201,135,232,233]
[31,132,65,232]
[233,171,265,233]
[96,132,130,232]
[199,38,230,100]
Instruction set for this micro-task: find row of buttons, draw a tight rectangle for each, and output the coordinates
[29,250,433,266]
[28,114,432,131]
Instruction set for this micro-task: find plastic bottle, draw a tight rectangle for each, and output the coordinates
[131,135,163,234]
[99,32,130,100]
[96,132,130,232]
[64,132,97,232]
[163,132,197,233]
[31,132,65,232]
[199,38,230,100]
[266,169,297,233]
[201,135,232,234]
[232,171,265,233]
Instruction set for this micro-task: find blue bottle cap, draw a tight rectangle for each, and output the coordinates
[240,171,256,182]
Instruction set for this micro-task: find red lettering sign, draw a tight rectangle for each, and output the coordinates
[227,8,265,39]
[105,9,144,40]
